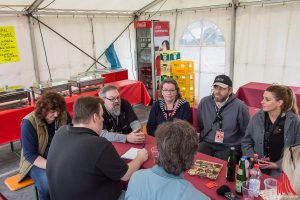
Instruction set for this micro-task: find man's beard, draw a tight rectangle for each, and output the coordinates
[111,104,121,117]
[214,95,228,103]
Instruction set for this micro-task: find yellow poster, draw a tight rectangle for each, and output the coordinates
[0,26,20,63]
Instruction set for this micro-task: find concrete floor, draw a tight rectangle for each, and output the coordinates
[0,104,150,200]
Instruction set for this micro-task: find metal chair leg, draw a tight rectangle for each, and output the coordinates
[10,142,14,152]
[34,185,39,200]
[10,141,20,158]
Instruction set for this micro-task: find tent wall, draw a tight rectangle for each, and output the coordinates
[0,15,136,87]
[234,2,300,89]
[0,16,35,87]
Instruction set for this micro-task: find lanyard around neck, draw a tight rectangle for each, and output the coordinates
[164,100,177,120]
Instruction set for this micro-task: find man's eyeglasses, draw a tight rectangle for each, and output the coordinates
[289,143,300,168]
[105,96,120,102]
[162,89,176,93]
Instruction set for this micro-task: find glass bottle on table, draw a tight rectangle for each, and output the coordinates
[235,157,247,195]
[226,147,236,182]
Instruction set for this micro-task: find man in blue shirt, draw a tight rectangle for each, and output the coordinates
[125,120,210,200]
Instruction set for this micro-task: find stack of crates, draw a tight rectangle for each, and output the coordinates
[160,50,181,79]
[170,60,195,105]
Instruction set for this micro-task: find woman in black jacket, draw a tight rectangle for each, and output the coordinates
[146,78,191,136]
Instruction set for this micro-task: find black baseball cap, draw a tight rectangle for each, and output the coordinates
[213,75,232,88]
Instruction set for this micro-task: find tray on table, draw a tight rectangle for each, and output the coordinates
[188,160,223,180]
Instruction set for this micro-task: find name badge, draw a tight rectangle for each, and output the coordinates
[215,130,224,143]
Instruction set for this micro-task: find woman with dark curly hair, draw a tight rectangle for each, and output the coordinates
[146,78,191,136]
[125,120,210,200]
[19,92,72,200]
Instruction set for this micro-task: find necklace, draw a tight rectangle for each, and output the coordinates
[164,99,177,120]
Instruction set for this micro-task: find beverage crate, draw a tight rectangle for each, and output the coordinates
[160,75,172,82]
[180,86,195,98]
[160,61,172,76]
[186,98,195,106]
[171,60,194,74]
[181,93,195,105]
[160,50,181,61]
[173,74,194,87]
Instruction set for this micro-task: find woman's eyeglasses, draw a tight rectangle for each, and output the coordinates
[289,143,300,168]
[162,89,176,93]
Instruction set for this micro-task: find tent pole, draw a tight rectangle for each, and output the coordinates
[27,0,45,14]
[135,0,165,16]
[172,9,178,49]
[229,0,237,81]
[88,17,97,70]
[239,0,300,7]
[27,15,41,83]
[142,4,230,15]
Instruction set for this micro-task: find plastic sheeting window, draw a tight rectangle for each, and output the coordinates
[180,20,225,46]
[179,20,225,99]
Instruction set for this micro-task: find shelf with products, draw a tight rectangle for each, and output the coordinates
[135,20,170,99]
[139,37,151,48]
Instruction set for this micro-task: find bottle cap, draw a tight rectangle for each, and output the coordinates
[253,164,259,169]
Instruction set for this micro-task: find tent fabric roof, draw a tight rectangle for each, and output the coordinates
[0,0,292,15]
[0,0,154,13]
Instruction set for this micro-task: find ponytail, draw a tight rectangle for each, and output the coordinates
[285,86,298,115]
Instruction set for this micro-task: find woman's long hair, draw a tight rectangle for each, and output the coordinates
[266,85,298,115]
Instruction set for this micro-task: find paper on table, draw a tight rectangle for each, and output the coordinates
[121,148,141,160]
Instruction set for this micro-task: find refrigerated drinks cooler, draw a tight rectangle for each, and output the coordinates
[134,20,170,100]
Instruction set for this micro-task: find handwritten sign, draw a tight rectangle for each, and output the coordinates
[0,26,20,63]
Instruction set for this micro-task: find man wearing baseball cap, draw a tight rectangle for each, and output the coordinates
[197,74,250,162]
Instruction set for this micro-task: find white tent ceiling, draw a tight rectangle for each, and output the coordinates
[1,0,279,14]
[0,0,231,12]
[0,0,155,15]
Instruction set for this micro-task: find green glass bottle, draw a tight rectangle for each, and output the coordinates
[235,158,247,195]
[226,147,236,182]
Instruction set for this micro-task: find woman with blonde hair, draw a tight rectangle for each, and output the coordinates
[242,85,300,178]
